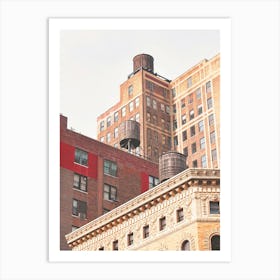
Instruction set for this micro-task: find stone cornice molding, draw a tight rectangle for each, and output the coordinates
[66,168,220,247]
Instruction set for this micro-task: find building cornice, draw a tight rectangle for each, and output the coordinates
[65,168,220,247]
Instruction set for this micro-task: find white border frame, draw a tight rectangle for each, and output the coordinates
[1,1,279,279]
[49,18,231,262]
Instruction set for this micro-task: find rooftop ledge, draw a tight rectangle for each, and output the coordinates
[65,168,220,245]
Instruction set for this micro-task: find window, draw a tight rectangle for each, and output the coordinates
[104,160,117,177]
[188,94,193,104]
[73,173,87,192]
[196,88,201,99]
[72,199,87,219]
[98,247,104,251]
[172,119,177,130]
[191,142,197,154]
[146,96,151,107]
[190,125,195,137]
[198,105,203,115]
[161,103,165,111]
[72,225,79,232]
[100,120,105,131]
[192,160,198,168]
[114,112,119,122]
[147,112,151,122]
[114,127,118,138]
[182,130,187,141]
[177,208,184,222]
[208,114,214,126]
[152,115,157,125]
[167,137,171,149]
[211,149,217,161]
[174,136,178,146]
[187,76,192,88]
[163,88,168,98]
[152,99,157,110]
[129,101,134,112]
[100,136,104,143]
[143,225,149,238]
[210,201,220,214]
[162,135,166,145]
[182,114,187,125]
[161,119,165,130]
[171,88,176,97]
[189,109,194,120]
[146,80,154,91]
[128,85,133,96]
[173,104,177,114]
[181,240,190,251]
[104,184,117,201]
[198,120,204,132]
[181,98,185,108]
[112,240,118,250]
[207,97,213,109]
[135,113,140,122]
[210,131,216,144]
[183,147,188,157]
[165,105,170,114]
[201,155,207,168]
[74,148,88,166]
[106,132,111,143]
[127,233,134,246]
[135,97,139,108]
[200,137,205,149]
[149,175,159,188]
[206,81,211,93]
[211,235,220,250]
[159,217,166,231]
[107,116,111,127]
[114,143,118,148]
[121,106,126,117]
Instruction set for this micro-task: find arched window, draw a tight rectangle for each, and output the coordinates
[181,240,190,251]
[211,234,220,250]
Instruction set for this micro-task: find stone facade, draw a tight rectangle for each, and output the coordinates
[66,168,220,251]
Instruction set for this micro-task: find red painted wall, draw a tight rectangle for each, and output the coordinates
[141,172,149,193]
[60,142,98,179]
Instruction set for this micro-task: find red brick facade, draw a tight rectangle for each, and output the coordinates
[60,115,159,250]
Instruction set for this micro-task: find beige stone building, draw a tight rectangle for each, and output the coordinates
[65,168,220,251]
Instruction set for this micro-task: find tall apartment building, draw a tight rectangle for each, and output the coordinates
[97,53,220,168]
[60,115,159,250]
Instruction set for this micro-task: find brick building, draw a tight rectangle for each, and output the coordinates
[97,53,220,167]
[65,168,220,251]
[60,115,159,250]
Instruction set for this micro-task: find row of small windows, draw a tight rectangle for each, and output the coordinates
[100,115,140,143]
[146,96,170,114]
[183,149,217,168]
[98,202,219,250]
[145,80,169,98]
[174,113,214,131]
[171,81,211,99]
[180,128,216,145]
[99,97,140,131]
[147,113,171,131]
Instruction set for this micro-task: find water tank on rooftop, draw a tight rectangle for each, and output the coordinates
[159,151,187,183]
[133,54,154,73]
[119,120,140,151]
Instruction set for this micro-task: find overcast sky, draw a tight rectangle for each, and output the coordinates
[60,30,220,139]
